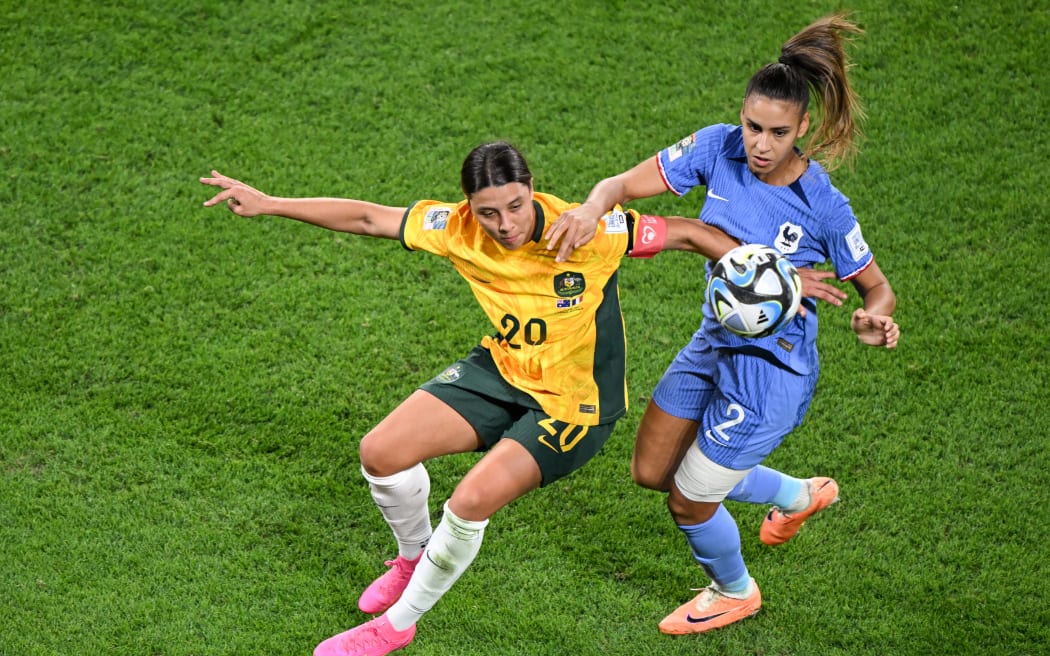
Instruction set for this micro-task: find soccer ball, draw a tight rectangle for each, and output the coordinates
[706,244,802,338]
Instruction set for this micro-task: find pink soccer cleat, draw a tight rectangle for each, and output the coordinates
[357,554,421,614]
[314,615,416,656]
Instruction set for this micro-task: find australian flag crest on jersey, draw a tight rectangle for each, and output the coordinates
[774,221,803,254]
[553,271,585,298]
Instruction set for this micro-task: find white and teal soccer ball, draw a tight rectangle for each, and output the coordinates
[706,244,802,338]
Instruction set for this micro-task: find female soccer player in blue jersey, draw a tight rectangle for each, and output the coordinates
[547,13,900,635]
[200,142,764,656]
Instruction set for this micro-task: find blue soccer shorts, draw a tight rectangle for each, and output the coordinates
[651,334,818,470]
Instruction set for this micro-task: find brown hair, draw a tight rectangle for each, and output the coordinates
[744,13,865,171]
[460,141,533,197]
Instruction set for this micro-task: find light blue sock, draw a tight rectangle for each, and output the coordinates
[772,475,804,510]
[726,465,803,509]
[678,504,750,594]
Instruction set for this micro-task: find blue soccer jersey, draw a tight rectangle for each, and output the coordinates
[657,124,874,375]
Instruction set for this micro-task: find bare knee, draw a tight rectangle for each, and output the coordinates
[631,402,697,493]
[447,487,488,521]
[667,483,720,525]
[359,429,413,478]
[448,480,512,522]
[631,455,673,492]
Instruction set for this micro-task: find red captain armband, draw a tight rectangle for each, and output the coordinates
[629,214,668,258]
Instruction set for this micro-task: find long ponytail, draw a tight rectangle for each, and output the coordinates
[745,13,865,171]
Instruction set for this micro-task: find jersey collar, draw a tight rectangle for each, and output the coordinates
[726,152,813,208]
[529,200,546,243]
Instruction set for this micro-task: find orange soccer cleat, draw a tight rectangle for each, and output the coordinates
[658,579,762,635]
[760,477,839,546]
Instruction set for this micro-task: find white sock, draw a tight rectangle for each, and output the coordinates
[361,463,432,560]
[385,501,488,631]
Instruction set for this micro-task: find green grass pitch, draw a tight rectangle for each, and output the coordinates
[1,2,1048,654]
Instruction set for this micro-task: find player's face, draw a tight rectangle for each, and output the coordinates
[740,95,810,184]
[469,182,536,250]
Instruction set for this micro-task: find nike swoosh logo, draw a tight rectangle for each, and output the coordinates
[686,610,731,624]
[704,429,729,447]
[706,189,729,202]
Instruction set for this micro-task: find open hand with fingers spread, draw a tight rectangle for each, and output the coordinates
[199,170,271,217]
[795,268,848,314]
[545,203,602,262]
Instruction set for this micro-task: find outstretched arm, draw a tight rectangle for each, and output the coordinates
[659,216,738,261]
[199,170,406,239]
[546,157,668,261]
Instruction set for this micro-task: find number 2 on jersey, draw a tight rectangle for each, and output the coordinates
[704,403,745,447]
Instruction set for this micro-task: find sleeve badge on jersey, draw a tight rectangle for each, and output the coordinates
[666,133,697,162]
[603,208,628,234]
[423,207,451,231]
[845,223,870,261]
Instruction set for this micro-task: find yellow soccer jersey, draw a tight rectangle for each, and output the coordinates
[400,192,642,426]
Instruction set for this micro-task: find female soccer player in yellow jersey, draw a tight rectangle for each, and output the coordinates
[201,141,768,656]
